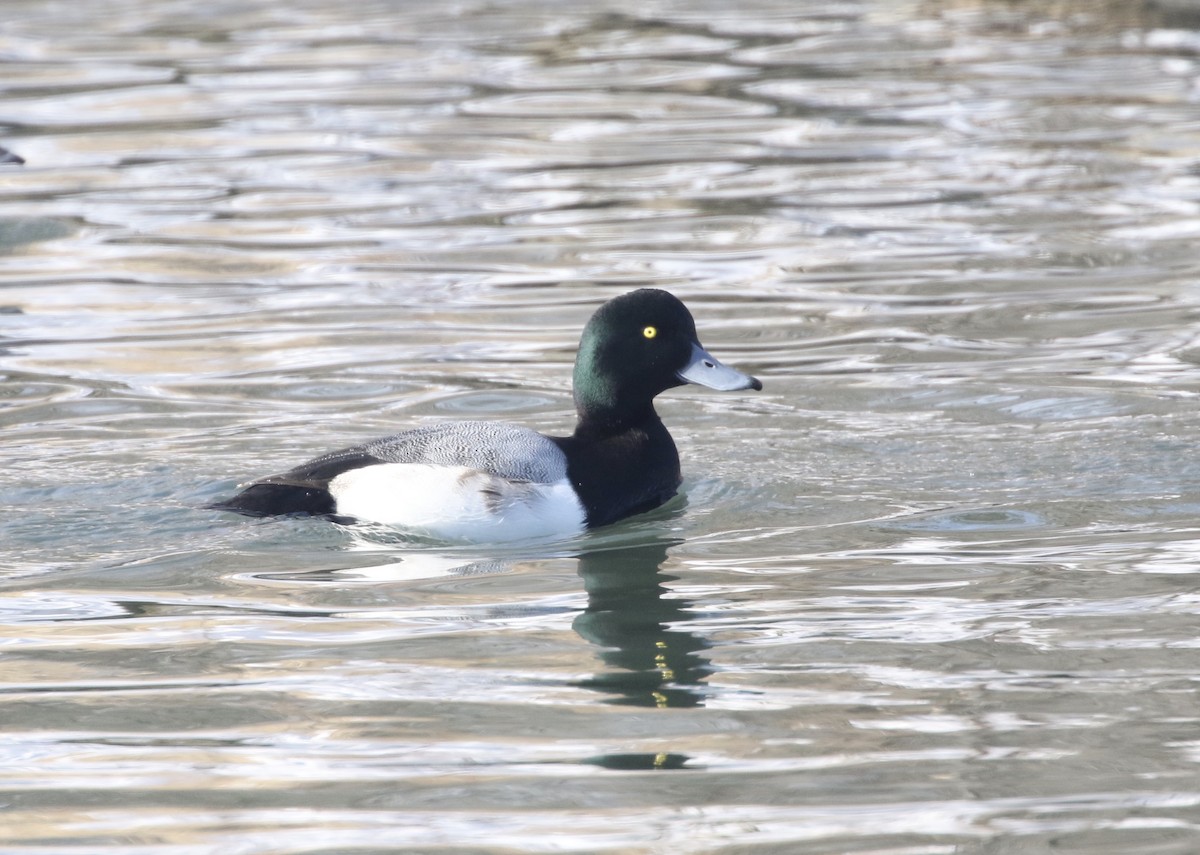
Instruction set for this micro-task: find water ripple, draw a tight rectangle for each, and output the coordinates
[6,0,1200,852]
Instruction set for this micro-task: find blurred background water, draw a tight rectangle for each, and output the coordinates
[4,0,1200,852]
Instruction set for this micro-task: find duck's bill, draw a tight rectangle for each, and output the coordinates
[677,342,762,391]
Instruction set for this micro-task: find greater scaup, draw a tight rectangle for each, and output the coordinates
[210,288,761,541]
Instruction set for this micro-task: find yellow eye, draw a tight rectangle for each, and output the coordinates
[643,326,657,339]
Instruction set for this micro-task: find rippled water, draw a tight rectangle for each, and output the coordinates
[5,0,1200,851]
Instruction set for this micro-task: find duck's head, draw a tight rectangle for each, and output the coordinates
[572,288,761,426]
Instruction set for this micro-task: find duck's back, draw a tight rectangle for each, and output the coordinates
[359,421,568,482]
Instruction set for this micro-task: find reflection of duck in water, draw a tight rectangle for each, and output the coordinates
[212,289,760,541]
[574,537,712,710]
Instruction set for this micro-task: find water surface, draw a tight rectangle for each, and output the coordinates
[4,0,1200,852]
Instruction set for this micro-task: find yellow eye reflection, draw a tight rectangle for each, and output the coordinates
[643,326,657,339]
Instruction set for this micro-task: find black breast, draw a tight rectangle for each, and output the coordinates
[554,417,682,528]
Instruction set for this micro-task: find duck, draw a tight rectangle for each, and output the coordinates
[210,288,761,542]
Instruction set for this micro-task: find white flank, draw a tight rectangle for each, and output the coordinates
[328,463,586,542]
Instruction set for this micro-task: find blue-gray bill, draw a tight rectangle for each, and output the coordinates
[676,342,762,391]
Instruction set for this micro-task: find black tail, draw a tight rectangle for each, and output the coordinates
[208,482,336,517]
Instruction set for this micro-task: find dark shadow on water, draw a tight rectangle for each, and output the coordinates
[572,535,713,710]
[582,751,692,771]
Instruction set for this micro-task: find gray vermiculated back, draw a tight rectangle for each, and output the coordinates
[360,421,568,484]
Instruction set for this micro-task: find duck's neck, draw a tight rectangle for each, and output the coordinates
[571,349,666,438]
[571,400,660,443]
